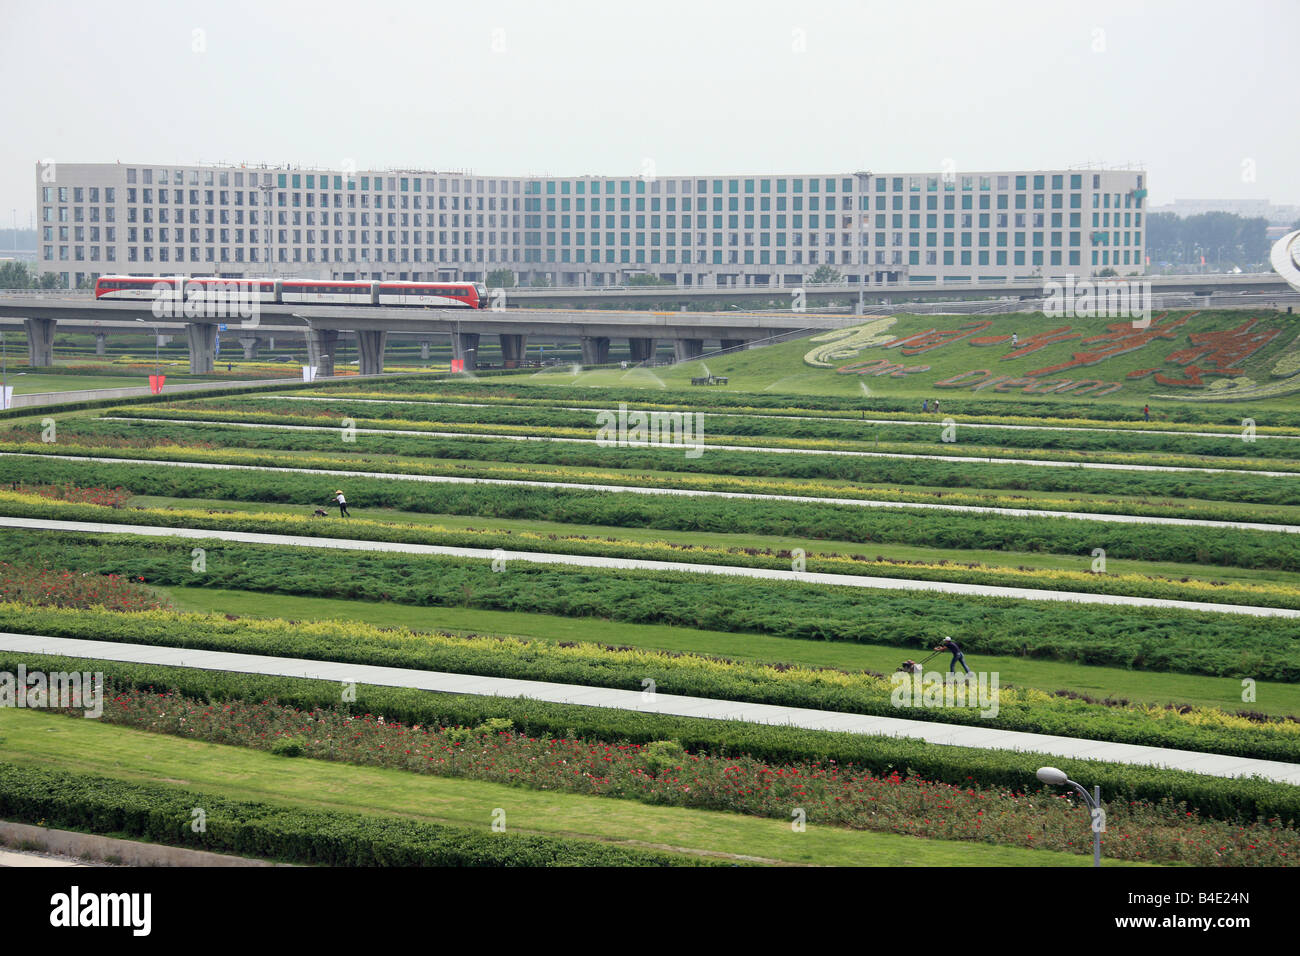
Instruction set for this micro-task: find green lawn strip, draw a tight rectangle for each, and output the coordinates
[306,366,1300,426]
[130,494,1300,594]
[22,413,1300,515]
[166,384,1300,458]
[110,402,1300,469]
[15,601,1295,760]
[164,586,1300,718]
[275,388,1300,437]
[70,422,1298,522]
[3,372,244,395]
[35,413,1300,513]
[3,453,1297,579]
[5,647,1295,826]
[4,529,1295,682]
[5,493,1299,612]
[0,708,1105,867]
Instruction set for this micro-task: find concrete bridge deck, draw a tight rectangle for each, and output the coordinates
[0,296,846,374]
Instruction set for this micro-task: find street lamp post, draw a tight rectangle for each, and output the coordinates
[1037,766,1102,867]
[134,316,161,377]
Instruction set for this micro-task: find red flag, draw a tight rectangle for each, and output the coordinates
[450,359,464,372]
[149,374,165,394]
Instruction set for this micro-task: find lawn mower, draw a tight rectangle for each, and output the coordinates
[896,648,943,674]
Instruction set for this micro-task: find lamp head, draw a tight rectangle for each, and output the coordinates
[1036,766,1069,786]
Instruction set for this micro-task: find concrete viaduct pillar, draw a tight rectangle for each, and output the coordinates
[186,322,218,374]
[238,336,260,361]
[673,338,705,362]
[306,328,339,377]
[452,332,480,370]
[95,332,107,356]
[499,333,528,368]
[628,337,657,363]
[420,339,432,361]
[23,318,56,367]
[580,336,610,365]
[357,330,388,376]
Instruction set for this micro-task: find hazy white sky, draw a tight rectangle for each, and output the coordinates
[1,0,1296,228]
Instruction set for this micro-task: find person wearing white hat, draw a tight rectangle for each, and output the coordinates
[334,490,350,517]
[934,636,971,676]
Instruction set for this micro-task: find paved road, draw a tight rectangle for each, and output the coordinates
[100,415,1300,479]
[276,394,1300,441]
[11,448,1300,534]
[1,514,1295,617]
[3,631,1296,784]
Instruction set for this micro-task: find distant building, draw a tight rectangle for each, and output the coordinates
[36,161,1149,289]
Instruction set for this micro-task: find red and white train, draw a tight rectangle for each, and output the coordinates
[95,275,489,309]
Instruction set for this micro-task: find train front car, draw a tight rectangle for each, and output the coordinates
[473,283,489,308]
[375,282,480,308]
[95,275,179,300]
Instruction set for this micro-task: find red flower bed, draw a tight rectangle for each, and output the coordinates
[85,687,1299,866]
[0,564,164,611]
[3,481,131,508]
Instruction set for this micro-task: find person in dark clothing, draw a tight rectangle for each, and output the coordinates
[935,636,972,675]
[334,490,350,517]
[1143,404,1150,422]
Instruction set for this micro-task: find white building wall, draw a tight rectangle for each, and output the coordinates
[35,162,1149,288]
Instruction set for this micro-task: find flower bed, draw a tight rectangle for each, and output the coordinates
[0,481,130,508]
[6,650,1296,826]
[56,685,1300,865]
[0,563,163,612]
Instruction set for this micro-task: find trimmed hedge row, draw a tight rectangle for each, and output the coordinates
[5,603,1294,761]
[0,762,710,866]
[1,650,1296,826]
[2,530,1296,680]
[1,454,1296,573]
[37,414,1300,507]
[2,491,1296,610]
[117,399,1300,462]
[319,354,1300,426]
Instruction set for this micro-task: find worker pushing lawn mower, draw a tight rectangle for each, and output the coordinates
[898,636,972,676]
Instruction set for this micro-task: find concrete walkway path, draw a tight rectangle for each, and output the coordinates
[1,514,1295,618]
[2,631,1296,784]
[8,449,1299,534]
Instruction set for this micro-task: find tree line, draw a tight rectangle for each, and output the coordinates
[1145,211,1274,268]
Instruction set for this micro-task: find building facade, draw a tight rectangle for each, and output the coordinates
[36,162,1148,289]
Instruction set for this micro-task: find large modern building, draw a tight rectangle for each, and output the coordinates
[35,162,1148,289]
